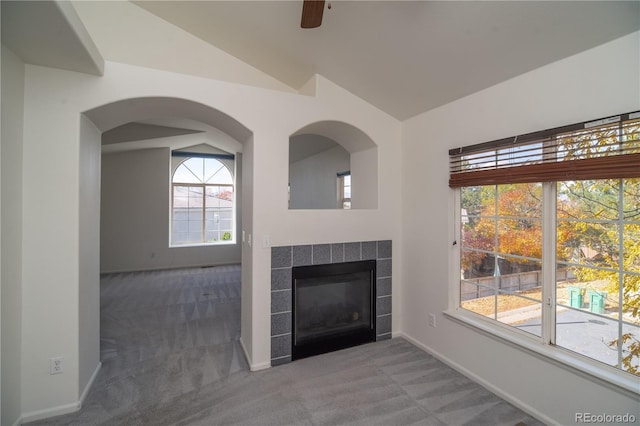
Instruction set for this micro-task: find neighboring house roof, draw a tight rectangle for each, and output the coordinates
[172,186,233,209]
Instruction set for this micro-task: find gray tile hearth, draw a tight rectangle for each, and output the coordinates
[377,295,392,316]
[312,244,332,265]
[271,240,394,366]
[344,242,362,262]
[377,277,392,296]
[271,246,292,268]
[362,240,377,260]
[378,239,392,258]
[293,244,312,266]
[271,267,292,291]
[271,289,292,314]
[331,243,345,263]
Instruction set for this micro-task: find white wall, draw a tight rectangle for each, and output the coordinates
[351,147,378,210]
[249,74,402,366]
[78,115,101,399]
[1,45,24,426]
[100,147,243,273]
[15,57,402,417]
[11,3,638,423]
[289,144,349,209]
[401,32,640,425]
[240,138,254,367]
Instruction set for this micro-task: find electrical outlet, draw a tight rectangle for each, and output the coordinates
[428,313,436,328]
[263,234,271,248]
[50,357,64,375]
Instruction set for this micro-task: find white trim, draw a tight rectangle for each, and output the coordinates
[541,181,556,345]
[239,336,252,367]
[20,401,80,424]
[239,337,271,372]
[100,261,239,275]
[169,240,237,249]
[80,362,102,406]
[450,183,639,396]
[18,362,101,425]
[250,361,271,372]
[396,332,554,426]
[449,187,461,311]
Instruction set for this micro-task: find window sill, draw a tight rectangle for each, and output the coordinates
[443,308,640,397]
[170,241,237,249]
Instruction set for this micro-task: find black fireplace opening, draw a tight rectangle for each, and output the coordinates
[292,260,376,360]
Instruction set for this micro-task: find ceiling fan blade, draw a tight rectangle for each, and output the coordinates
[301,0,325,28]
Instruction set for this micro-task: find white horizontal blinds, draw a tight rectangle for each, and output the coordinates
[449,112,640,187]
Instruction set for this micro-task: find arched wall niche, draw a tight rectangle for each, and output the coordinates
[289,120,378,210]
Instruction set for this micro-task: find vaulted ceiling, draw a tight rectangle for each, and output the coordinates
[134,1,640,120]
[3,1,639,121]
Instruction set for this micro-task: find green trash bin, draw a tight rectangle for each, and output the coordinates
[589,291,607,314]
[568,286,584,308]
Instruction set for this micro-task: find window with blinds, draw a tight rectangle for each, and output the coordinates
[449,112,640,188]
[450,110,640,385]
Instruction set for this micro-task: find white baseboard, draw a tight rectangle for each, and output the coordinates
[19,400,80,425]
[100,261,239,275]
[249,360,271,371]
[239,336,252,366]
[239,337,271,371]
[80,362,102,405]
[19,361,102,425]
[396,331,555,426]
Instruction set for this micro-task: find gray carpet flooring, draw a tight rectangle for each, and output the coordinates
[28,265,543,426]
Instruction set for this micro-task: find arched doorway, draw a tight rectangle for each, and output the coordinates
[79,97,254,410]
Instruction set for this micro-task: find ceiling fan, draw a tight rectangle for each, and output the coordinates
[301,0,327,29]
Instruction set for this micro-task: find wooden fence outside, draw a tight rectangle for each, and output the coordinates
[461,269,575,301]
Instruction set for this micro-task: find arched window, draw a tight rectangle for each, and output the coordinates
[171,157,234,246]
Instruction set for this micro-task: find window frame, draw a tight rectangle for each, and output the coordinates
[170,155,236,247]
[448,185,639,395]
[446,112,640,395]
[338,171,351,210]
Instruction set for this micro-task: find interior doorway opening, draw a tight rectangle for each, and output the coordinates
[81,96,254,389]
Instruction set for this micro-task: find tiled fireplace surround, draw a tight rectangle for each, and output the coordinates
[270,240,392,366]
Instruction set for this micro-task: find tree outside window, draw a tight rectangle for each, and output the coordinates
[455,114,640,378]
[460,179,639,376]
